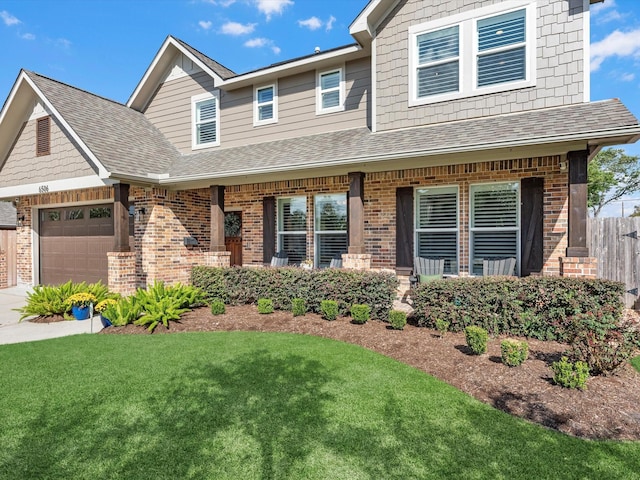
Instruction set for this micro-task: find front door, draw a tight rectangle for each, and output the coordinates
[224,211,242,266]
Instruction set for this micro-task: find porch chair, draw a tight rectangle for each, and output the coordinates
[482,257,516,276]
[413,257,445,284]
[329,253,343,268]
[270,251,289,267]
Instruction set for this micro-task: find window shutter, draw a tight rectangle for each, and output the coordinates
[520,177,543,276]
[396,187,414,274]
[263,196,275,263]
[36,116,50,156]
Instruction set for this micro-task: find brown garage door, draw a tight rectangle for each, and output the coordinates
[40,204,114,285]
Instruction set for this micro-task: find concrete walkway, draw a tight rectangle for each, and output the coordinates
[0,286,103,345]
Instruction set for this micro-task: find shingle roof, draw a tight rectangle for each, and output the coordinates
[0,201,16,228]
[26,71,180,177]
[173,37,236,80]
[169,99,640,180]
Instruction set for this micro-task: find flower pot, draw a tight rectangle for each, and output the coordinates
[71,305,90,321]
[100,314,112,328]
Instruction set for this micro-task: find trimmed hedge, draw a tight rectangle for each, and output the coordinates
[412,276,625,341]
[192,266,398,320]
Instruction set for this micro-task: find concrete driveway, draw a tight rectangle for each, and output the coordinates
[0,286,103,345]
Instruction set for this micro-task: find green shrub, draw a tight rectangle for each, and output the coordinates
[257,298,274,314]
[350,304,371,324]
[500,339,529,367]
[132,281,203,332]
[320,300,339,321]
[435,318,450,337]
[551,356,589,390]
[465,326,488,355]
[291,298,306,317]
[101,296,142,327]
[191,266,398,320]
[389,310,407,330]
[210,299,226,315]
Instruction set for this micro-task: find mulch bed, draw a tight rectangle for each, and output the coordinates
[96,305,640,441]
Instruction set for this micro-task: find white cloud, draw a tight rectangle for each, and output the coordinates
[621,72,636,82]
[591,29,640,71]
[0,10,20,26]
[244,37,269,48]
[202,0,236,6]
[325,15,336,32]
[20,32,35,40]
[55,38,72,49]
[255,0,293,20]
[199,20,213,30]
[220,21,256,35]
[272,46,281,55]
[591,0,616,15]
[591,0,625,24]
[298,16,322,31]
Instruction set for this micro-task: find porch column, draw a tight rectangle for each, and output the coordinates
[113,183,130,252]
[208,185,231,268]
[566,150,589,257]
[343,172,371,270]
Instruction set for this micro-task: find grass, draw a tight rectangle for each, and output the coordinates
[633,355,640,373]
[0,333,639,479]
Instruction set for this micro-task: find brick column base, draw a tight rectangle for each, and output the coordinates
[107,251,137,297]
[342,253,371,270]
[559,257,597,279]
[202,251,231,268]
[0,251,7,289]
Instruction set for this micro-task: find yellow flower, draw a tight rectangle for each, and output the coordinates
[95,298,117,313]
[66,292,97,307]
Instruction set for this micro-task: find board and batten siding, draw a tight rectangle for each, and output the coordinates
[142,70,215,154]
[143,55,370,154]
[375,0,586,132]
[0,116,95,187]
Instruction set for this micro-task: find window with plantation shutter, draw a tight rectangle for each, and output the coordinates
[317,68,344,114]
[255,84,277,125]
[415,186,459,274]
[470,183,519,275]
[192,92,220,149]
[36,116,50,156]
[314,193,347,268]
[277,197,306,265]
[409,2,535,106]
[477,9,526,87]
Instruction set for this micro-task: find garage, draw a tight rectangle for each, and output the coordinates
[39,204,114,285]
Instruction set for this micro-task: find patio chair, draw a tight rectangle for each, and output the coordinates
[270,251,289,267]
[482,257,516,276]
[412,257,445,284]
[329,252,343,268]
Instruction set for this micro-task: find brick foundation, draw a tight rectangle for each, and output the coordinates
[559,256,597,279]
[201,251,231,267]
[0,251,7,289]
[342,253,372,270]
[107,251,137,297]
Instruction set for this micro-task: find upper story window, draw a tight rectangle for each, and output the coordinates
[254,84,277,126]
[191,91,220,149]
[317,68,345,115]
[36,116,50,156]
[409,1,535,106]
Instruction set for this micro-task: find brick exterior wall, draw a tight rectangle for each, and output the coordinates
[559,256,597,279]
[107,251,137,296]
[0,251,7,289]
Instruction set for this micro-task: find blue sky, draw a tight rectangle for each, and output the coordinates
[1,0,640,214]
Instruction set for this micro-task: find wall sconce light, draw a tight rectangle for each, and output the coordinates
[17,215,25,227]
[559,161,567,171]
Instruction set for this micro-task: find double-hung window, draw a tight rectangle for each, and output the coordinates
[314,194,347,267]
[277,197,307,265]
[192,92,220,149]
[254,84,277,126]
[415,186,459,275]
[409,2,534,105]
[317,68,344,114]
[469,182,519,275]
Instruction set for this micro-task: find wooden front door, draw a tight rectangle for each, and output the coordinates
[224,211,242,266]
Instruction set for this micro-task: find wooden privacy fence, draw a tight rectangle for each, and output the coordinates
[588,217,640,309]
[0,229,17,287]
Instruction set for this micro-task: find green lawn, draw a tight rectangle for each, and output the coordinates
[633,355,640,373]
[0,332,638,479]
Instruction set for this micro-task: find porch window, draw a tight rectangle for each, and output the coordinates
[314,193,347,268]
[192,92,220,149]
[277,197,307,265]
[470,182,519,275]
[415,186,458,274]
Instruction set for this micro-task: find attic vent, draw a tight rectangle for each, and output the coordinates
[36,116,51,156]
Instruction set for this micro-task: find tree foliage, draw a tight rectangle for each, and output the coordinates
[588,148,640,217]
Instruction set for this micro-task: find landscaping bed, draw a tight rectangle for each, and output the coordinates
[101,305,640,441]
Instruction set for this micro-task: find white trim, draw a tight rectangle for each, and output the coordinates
[316,66,345,115]
[28,100,48,121]
[276,196,307,262]
[583,0,591,102]
[254,83,278,126]
[0,175,115,199]
[371,36,377,133]
[191,91,220,150]
[408,1,536,107]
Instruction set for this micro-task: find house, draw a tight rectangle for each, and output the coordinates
[0,0,639,295]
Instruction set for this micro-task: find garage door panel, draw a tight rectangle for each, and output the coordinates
[40,204,114,285]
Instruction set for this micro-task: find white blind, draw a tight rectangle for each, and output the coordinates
[416,187,458,274]
[196,99,217,144]
[471,187,518,228]
[315,194,347,268]
[416,26,459,97]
